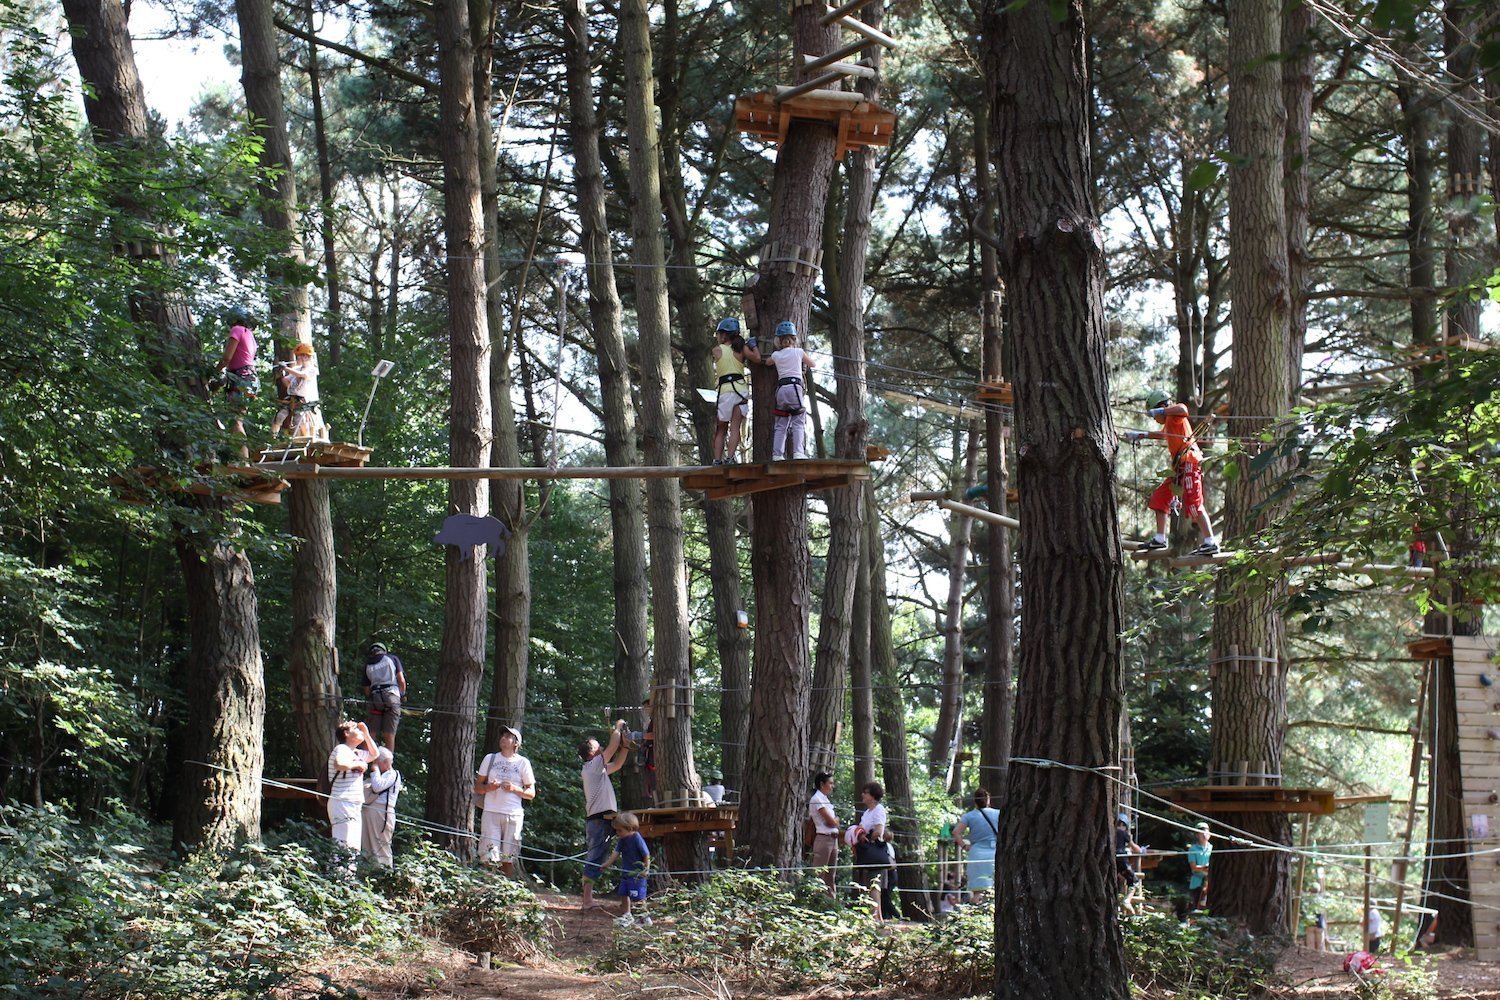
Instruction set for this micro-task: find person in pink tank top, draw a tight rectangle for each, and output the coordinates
[212,308,260,446]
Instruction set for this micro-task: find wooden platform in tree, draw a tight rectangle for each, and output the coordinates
[682,459,871,500]
[1407,636,1454,659]
[1159,785,1336,816]
[635,805,738,866]
[976,381,1014,405]
[734,90,895,159]
[110,464,288,505]
[255,440,373,468]
[1451,635,1500,960]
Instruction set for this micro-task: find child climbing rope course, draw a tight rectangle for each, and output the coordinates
[766,320,815,460]
[711,317,759,465]
[1124,390,1221,556]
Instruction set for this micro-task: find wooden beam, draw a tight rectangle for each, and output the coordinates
[802,54,877,78]
[821,0,879,25]
[257,462,875,482]
[774,72,853,104]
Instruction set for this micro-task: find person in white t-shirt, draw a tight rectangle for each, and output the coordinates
[808,772,841,897]
[764,321,816,460]
[853,781,890,921]
[474,725,535,876]
[326,720,378,853]
[361,747,402,868]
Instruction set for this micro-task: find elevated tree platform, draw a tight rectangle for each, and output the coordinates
[681,459,871,500]
[976,380,1014,404]
[1160,785,1336,816]
[734,90,895,159]
[254,440,373,468]
[110,465,288,505]
[251,460,871,500]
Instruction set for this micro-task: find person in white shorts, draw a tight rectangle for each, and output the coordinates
[474,725,535,875]
[711,317,760,465]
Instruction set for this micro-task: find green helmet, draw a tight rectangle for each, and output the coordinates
[1145,388,1170,410]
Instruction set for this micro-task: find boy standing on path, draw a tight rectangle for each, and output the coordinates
[475,725,535,876]
[579,720,631,909]
[1125,390,1221,556]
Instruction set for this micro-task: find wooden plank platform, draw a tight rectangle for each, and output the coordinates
[110,465,288,506]
[255,440,373,468]
[681,459,871,500]
[1406,636,1454,659]
[1159,785,1336,816]
[733,91,895,159]
[976,381,1014,405]
[635,805,738,867]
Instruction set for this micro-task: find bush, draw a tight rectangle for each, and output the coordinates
[1123,911,1282,998]
[599,871,886,988]
[0,804,548,996]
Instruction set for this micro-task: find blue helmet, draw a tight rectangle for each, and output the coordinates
[716,317,740,335]
[775,320,797,340]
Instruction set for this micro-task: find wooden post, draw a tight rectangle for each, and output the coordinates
[1390,657,1430,952]
[1291,811,1311,936]
[1362,845,1373,952]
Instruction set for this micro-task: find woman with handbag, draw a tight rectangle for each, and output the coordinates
[952,788,1001,901]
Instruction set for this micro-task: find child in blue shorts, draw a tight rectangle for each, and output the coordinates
[610,811,652,927]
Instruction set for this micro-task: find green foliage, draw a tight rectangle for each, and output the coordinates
[0,805,548,996]
[1123,912,1282,998]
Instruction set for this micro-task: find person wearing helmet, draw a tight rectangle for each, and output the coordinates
[285,341,326,441]
[1123,390,1221,556]
[212,308,260,446]
[764,320,816,460]
[711,317,760,464]
[363,641,407,750]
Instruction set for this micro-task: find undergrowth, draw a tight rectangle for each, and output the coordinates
[0,803,548,997]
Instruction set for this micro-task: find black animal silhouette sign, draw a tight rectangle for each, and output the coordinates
[433,514,511,561]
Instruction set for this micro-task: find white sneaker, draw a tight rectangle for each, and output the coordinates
[1191,540,1220,556]
[638,915,652,926]
[614,913,635,928]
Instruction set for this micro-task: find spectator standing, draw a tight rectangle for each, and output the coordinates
[363,642,407,750]
[327,720,377,852]
[953,788,1001,900]
[475,725,535,875]
[1366,905,1383,953]
[852,781,890,921]
[579,720,630,909]
[1187,822,1212,913]
[361,747,402,867]
[808,772,841,897]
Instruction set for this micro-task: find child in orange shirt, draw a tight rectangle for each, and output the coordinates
[1125,390,1220,556]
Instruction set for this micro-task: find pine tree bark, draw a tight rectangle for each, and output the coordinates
[1443,0,1485,343]
[930,421,978,777]
[850,525,876,793]
[809,5,881,778]
[620,0,703,873]
[981,0,1129,994]
[300,0,343,364]
[741,2,840,870]
[1207,0,1294,934]
[428,0,493,858]
[1282,0,1312,393]
[866,489,932,918]
[63,0,266,853]
[475,0,532,755]
[559,0,651,800]
[1396,73,1438,347]
[975,116,1014,799]
[235,0,341,787]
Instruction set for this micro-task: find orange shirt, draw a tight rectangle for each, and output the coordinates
[1150,403,1201,465]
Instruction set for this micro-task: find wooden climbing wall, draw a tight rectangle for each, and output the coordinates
[1452,635,1500,960]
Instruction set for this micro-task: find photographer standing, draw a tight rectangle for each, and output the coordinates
[327,720,378,852]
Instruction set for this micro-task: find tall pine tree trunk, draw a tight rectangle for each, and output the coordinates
[851,521,876,793]
[300,0,342,364]
[930,421,978,777]
[477,0,533,754]
[1207,0,1293,933]
[975,116,1014,799]
[63,0,266,853]
[982,0,1129,994]
[559,0,651,801]
[427,0,493,858]
[235,0,341,786]
[866,489,932,918]
[620,0,703,873]
[809,4,881,777]
[741,2,840,870]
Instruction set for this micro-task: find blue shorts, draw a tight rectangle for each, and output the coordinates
[619,875,648,902]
